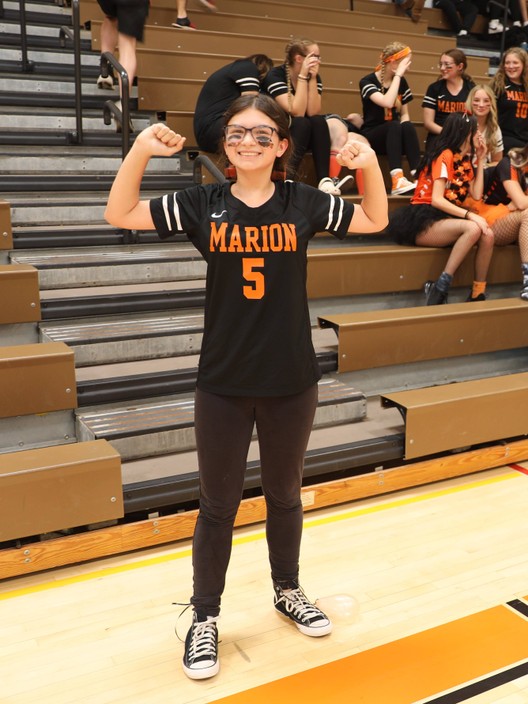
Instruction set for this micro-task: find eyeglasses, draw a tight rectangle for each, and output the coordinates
[438,62,455,68]
[224,124,278,146]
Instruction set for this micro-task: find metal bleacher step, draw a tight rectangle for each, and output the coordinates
[76,377,367,461]
[11,243,207,288]
[40,310,206,366]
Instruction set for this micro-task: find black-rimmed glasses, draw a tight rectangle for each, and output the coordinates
[224,125,279,146]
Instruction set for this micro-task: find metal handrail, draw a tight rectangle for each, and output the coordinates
[19,0,34,72]
[189,153,227,185]
[59,0,83,144]
[101,51,132,160]
[489,0,510,56]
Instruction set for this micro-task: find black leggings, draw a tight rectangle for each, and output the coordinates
[190,384,318,616]
[289,115,331,181]
[363,119,421,173]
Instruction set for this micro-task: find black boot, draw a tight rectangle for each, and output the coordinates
[424,280,448,305]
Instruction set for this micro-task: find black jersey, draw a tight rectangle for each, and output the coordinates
[150,182,354,397]
[495,82,528,144]
[193,60,261,148]
[359,71,413,130]
[483,156,527,205]
[421,78,475,127]
[262,64,323,106]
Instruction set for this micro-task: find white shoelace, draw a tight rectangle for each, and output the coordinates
[280,588,326,623]
[187,617,219,662]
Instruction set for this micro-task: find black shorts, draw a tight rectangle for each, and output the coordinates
[96,0,149,41]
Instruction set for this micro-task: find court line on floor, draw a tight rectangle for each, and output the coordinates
[0,469,520,601]
[211,604,528,704]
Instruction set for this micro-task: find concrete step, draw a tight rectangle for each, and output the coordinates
[0,107,151,133]
[6,186,193,225]
[0,151,178,173]
[76,377,367,461]
[11,244,207,288]
[39,310,206,366]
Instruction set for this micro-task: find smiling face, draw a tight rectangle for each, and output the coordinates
[504,52,524,83]
[470,88,492,118]
[223,107,288,173]
[438,53,461,79]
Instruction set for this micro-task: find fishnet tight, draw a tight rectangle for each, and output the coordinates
[491,209,528,262]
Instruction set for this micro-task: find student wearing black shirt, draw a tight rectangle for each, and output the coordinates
[105,93,388,681]
[193,55,273,153]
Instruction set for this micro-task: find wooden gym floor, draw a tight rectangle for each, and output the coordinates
[1,464,528,704]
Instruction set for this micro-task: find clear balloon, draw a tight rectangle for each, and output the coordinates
[315,594,360,623]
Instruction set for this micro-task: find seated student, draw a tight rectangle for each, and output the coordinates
[359,42,421,195]
[386,112,494,304]
[432,0,479,37]
[474,145,528,299]
[193,54,273,153]
[263,37,363,194]
[422,49,475,152]
[465,84,503,165]
[490,47,528,153]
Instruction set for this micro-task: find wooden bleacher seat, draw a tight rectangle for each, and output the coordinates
[0,200,13,261]
[306,244,521,298]
[90,20,458,70]
[0,342,77,417]
[318,298,528,372]
[0,439,122,541]
[351,0,489,34]
[81,0,427,35]
[0,264,41,325]
[381,371,528,459]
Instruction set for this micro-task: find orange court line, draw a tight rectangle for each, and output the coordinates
[213,605,528,704]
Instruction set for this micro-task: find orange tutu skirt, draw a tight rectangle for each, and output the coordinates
[464,196,511,226]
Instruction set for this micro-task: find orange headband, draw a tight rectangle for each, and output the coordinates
[376,46,411,71]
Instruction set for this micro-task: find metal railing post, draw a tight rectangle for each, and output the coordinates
[59,0,83,144]
[19,0,34,72]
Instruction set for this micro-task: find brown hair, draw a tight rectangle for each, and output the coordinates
[222,93,293,175]
[509,144,528,169]
[243,54,273,82]
[439,48,472,81]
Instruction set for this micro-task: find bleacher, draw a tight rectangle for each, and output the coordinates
[1,0,527,579]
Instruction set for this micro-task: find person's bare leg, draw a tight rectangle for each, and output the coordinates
[117,32,137,97]
[97,16,118,89]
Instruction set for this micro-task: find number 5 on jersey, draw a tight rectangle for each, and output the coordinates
[243,257,265,299]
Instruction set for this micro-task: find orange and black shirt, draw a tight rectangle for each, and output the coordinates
[411,149,474,205]
[150,182,354,397]
[483,156,527,205]
[496,82,528,144]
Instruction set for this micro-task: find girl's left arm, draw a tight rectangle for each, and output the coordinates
[504,177,528,211]
[337,141,389,233]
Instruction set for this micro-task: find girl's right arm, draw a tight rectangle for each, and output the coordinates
[368,55,412,110]
[423,106,442,135]
[105,124,186,231]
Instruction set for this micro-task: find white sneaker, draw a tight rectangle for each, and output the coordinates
[391,175,416,195]
[318,177,341,195]
[458,29,468,36]
[97,74,113,90]
[488,20,503,34]
[334,174,355,193]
